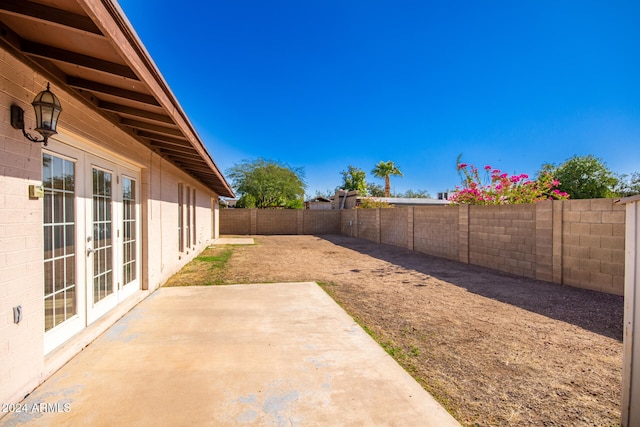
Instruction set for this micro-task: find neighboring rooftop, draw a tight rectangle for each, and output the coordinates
[369,197,450,206]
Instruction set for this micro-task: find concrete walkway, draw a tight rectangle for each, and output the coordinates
[212,237,255,245]
[0,283,459,426]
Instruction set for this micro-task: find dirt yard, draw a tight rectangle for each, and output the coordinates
[188,235,624,426]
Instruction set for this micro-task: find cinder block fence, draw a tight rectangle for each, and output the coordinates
[220,199,626,295]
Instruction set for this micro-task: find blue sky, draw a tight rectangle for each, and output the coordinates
[118,0,639,198]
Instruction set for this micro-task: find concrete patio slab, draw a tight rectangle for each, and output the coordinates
[212,237,255,245]
[0,283,459,426]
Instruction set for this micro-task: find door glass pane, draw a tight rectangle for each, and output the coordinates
[93,168,113,303]
[122,177,137,285]
[43,154,76,332]
[52,156,63,190]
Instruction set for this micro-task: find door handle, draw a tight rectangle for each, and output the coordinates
[87,247,94,256]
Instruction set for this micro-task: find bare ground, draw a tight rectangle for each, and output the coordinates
[195,234,624,426]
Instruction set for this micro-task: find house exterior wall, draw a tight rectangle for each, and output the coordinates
[331,190,359,209]
[0,48,220,405]
[620,195,640,427]
[1,49,51,407]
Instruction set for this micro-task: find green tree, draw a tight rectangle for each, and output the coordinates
[339,165,368,194]
[372,160,403,197]
[227,158,306,208]
[312,189,334,199]
[540,155,618,199]
[614,172,640,197]
[366,182,385,197]
[398,189,431,198]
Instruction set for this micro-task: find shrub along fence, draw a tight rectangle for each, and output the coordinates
[220,199,625,295]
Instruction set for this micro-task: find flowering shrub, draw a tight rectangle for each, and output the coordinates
[449,163,569,205]
[358,198,394,208]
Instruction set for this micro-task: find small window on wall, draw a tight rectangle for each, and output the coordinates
[178,183,184,252]
[186,186,191,248]
[192,189,197,246]
[122,177,137,285]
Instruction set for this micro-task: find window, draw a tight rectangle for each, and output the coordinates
[178,184,197,251]
[122,177,136,285]
[192,188,197,246]
[178,183,184,252]
[43,153,76,331]
[186,186,191,248]
[92,167,113,303]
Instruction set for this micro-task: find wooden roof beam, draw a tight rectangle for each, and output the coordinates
[99,102,173,124]
[120,119,183,137]
[67,77,159,106]
[0,0,102,35]
[137,131,189,146]
[22,40,139,80]
[150,144,202,159]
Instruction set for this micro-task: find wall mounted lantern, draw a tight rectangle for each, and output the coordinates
[11,83,62,147]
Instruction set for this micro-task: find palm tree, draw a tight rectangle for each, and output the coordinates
[372,161,403,197]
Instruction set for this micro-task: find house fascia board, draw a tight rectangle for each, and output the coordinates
[76,0,234,197]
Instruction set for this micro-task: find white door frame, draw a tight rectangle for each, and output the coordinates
[85,157,118,324]
[43,135,142,352]
[42,144,86,354]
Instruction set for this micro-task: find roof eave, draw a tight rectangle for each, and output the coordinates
[79,0,234,197]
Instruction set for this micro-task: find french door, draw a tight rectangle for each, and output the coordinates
[44,143,141,352]
[86,156,140,323]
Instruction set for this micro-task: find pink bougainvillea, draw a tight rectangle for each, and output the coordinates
[449,163,569,205]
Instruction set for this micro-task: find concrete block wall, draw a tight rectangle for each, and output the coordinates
[356,209,380,243]
[220,209,341,236]
[380,208,408,248]
[1,47,220,406]
[303,210,341,235]
[561,199,625,294]
[256,210,299,235]
[534,201,554,283]
[220,209,252,235]
[469,204,537,279]
[0,119,46,409]
[413,206,459,260]
[340,209,358,237]
[219,199,626,295]
[1,51,58,406]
